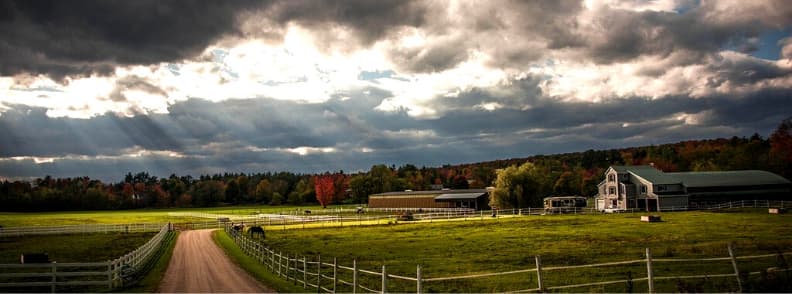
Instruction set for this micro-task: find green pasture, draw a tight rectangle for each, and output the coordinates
[0,232,155,263]
[0,204,356,227]
[251,209,792,292]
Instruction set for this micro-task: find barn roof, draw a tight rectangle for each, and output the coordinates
[434,192,487,201]
[610,165,681,185]
[668,170,791,188]
[607,165,791,188]
[627,166,681,185]
[370,189,488,197]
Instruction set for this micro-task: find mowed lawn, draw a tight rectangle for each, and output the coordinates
[256,209,792,292]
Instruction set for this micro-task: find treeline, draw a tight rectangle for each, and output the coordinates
[1,119,790,212]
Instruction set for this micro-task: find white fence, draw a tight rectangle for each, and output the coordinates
[0,223,166,237]
[697,199,792,210]
[0,224,173,292]
[595,199,792,213]
[226,227,792,293]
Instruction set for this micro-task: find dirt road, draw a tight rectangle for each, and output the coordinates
[158,229,274,293]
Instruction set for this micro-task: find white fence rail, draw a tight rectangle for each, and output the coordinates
[697,199,792,210]
[226,226,792,293]
[0,223,166,237]
[0,224,173,292]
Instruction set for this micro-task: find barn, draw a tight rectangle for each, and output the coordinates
[596,165,792,212]
[368,189,491,210]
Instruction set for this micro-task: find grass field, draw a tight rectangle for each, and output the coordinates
[0,204,341,227]
[0,232,156,263]
[251,209,792,292]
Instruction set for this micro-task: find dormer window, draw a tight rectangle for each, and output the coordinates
[641,185,647,194]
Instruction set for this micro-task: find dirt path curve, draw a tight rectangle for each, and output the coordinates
[157,229,275,293]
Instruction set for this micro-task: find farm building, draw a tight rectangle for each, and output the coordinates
[368,189,490,210]
[596,165,792,212]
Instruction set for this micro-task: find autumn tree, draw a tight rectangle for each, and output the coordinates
[314,174,335,208]
[254,179,273,204]
[153,184,170,207]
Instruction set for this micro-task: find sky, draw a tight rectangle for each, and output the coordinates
[1,0,791,182]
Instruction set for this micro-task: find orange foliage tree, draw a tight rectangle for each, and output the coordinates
[314,175,335,208]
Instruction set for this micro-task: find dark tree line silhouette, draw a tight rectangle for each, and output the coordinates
[2,118,790,212]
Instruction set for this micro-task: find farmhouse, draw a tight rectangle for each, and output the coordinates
[596,165,792,212]
[368,189,490,210]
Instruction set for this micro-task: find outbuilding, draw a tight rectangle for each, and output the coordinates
[368,189,490,210]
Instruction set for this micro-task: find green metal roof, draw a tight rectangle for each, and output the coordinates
[617,165,681,185]
[667,170,791,188]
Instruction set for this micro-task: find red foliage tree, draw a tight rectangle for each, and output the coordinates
[314,175,335,208]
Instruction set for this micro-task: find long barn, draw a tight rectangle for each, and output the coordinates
[368,189,491,210]
[596,165,792,212]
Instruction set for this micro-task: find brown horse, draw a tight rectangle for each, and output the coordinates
[249,226,265,239]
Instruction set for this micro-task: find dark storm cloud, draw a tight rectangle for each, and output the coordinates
[3,80,791,181]
[387,0,789,72]
[264,0,427,45]
[0,0,263,79]
[0,106,183,157]
[2,0,787,79]
[385,0,585,73]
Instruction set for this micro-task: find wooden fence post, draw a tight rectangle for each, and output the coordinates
[285,254,291,282]
[51,261,57,293]
[646,248,655,293]
[728,243,743,292]
[303,257,308,289]
[535,255,544,291]
[333,257,338,293]
[294,255,300,285]
[353,259,358,294]
[317,255,322,293]
[107,260,112,290]
[278,251,283,277]
[416,265,423,294]
[381,265,387,294]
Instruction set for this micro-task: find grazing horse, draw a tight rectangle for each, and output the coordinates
[249,226,265,239]
[232,224,245,236]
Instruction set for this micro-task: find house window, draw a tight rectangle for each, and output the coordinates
[608,187,616,195]
[608,174,616,182]
[656,185,666,192]
[641,185,647,194]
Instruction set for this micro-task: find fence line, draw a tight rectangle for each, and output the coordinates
[225,227,792,294]
[0,223,166,237]
[597,199,791,213]
[0,224,173,292]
